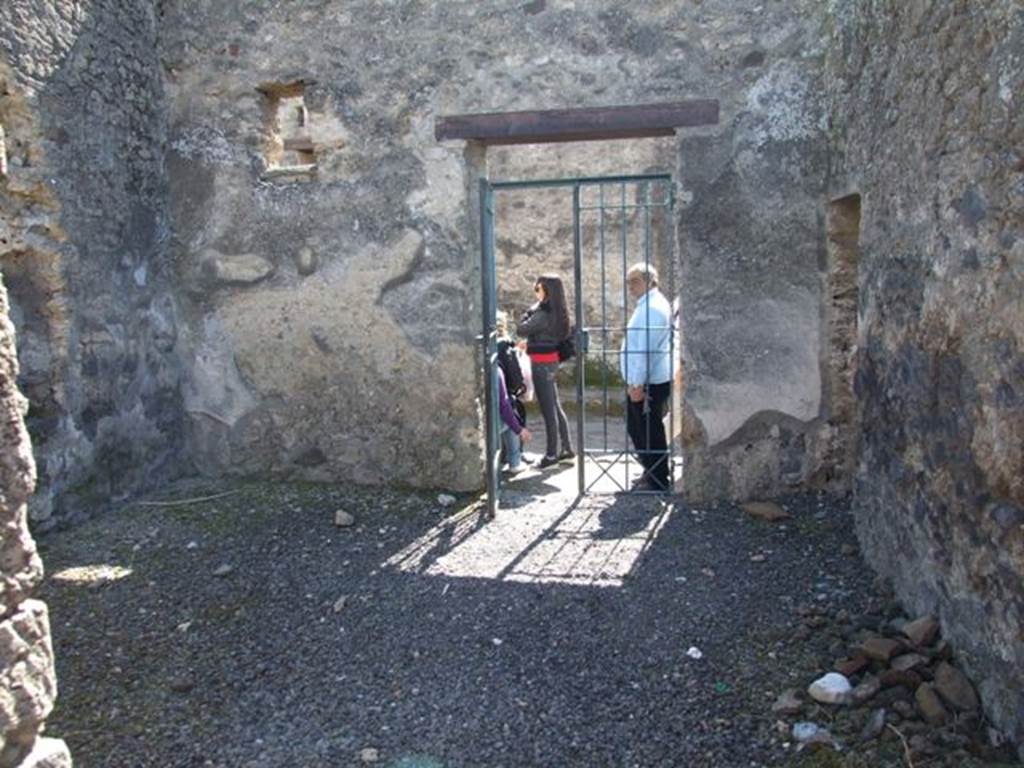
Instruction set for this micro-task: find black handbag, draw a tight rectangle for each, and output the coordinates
[557,328,576,362]
[511,395,527,428]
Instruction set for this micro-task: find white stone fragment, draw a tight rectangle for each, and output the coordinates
[808,672,852,704]
[793,721,834,745]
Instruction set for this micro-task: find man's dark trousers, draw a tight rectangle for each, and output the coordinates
[627,381,671,488]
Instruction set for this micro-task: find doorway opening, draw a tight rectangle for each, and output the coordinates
[436,100,720,516]
[480,172,677,516]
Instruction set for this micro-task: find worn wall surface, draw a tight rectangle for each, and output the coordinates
[672,7,838,501]
[160,0,840,496]
[0,275,70,768]
[0,0,185,526]
[829,1,1024,753]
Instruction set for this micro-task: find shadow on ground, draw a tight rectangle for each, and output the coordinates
[38,480,891,767]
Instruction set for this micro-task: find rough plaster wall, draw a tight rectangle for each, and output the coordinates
[673,7,835,501]
[0,276,70,768]
[161,0,838,496]
[829,0,1024,752]
[0,0,185,525]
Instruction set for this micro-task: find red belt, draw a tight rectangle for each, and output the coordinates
[529,352,559,364]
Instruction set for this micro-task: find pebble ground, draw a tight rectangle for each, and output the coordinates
[33,475,989,767]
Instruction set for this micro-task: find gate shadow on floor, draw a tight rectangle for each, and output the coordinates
[38,482,870,767]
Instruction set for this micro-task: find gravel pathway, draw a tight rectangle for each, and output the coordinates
[33,477,990,767]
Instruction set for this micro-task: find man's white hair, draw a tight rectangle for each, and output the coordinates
[626,262,659,287]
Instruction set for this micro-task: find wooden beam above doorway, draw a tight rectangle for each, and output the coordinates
[435,100,719,145]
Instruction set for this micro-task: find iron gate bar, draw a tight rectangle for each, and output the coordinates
[667,182,677,490]
[577,203,670,211]
[599,184,609,453]
[573,183,586,497]
[480,179,500,519]
[620,181,630,491]
[644,181,653,485]
[490,173,671,191]
[584,452,630,494]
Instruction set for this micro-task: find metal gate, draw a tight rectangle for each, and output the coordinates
[480,174,676,515]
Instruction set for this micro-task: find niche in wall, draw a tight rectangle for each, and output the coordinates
[257,81,317,180]
[823,193,862,483]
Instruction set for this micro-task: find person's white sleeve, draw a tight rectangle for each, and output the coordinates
[623,304,648,386]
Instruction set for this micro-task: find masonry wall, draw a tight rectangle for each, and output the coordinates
[159,0,841,497]
[829,1,1024,751]
[673,8,837,500]
[0,1,185,526]
[0,275,70,768]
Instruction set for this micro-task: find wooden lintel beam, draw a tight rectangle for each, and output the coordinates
[435,100,719,145]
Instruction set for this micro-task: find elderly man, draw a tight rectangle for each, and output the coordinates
[620,262,673,491]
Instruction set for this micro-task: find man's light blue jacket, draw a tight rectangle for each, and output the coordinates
[620,287,673,386]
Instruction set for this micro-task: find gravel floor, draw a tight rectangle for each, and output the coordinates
[32,477,1007,767]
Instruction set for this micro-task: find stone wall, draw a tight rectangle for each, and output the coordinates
[0,275,70,767]
[0,1,185,526]
[828,1,1024,753]
[672,7,837,500]
[159,0,843,497]
[0,0,851,504]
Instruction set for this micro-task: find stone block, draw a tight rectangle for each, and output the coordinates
[741,501,791,522]
[0,601,56,760]
[915,683,948,726]
[851,675,882,705]
[295,246,318,276]
[0,275,43,616]
[0,519,42,619]
[890,653,929,672]
[202,250,274,286]
[933,662,979,713]
[879,668,922,691]
[859,636,903,662]
[902,616,939,648]
[834,654,869,677]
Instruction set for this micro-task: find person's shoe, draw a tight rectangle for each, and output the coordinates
[520,454,535,465]
[506,463,526,476]
[634,476,669,492]
[631,476,655,491]
[632,474,667,491]
[558,450,576,463]
[538,454,560,469]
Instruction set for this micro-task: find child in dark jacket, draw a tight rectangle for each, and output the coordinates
[498,366,531,473]
[496,310,531,473]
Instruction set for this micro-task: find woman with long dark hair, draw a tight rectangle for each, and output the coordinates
[517,274,574,468]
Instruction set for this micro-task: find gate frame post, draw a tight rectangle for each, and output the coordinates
[572,183,586,497]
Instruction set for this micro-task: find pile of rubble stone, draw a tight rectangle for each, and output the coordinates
[771,608,1016,765]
